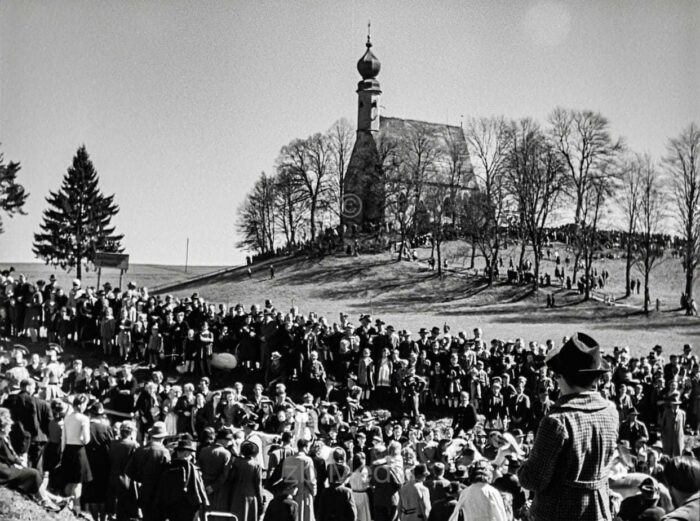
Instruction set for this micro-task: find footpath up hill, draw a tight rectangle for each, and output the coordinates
[163,242,700,357]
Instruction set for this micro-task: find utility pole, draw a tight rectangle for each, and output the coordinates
[185,237,189,273]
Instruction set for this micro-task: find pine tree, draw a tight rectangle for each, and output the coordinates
[33,145,124,279]
[0,151,29,234]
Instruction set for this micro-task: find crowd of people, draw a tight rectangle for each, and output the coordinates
[0,268,699,521]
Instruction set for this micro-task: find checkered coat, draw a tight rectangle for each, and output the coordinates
[517,391,619,521]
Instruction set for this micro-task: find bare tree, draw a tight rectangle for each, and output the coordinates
[634,154,667,313]
[464,116,509,284]
[665,123,700,306]
[392,125,440,261]
[506,119,566,291]
[277,133,332,243]
[274,166,307,249]
[617,153,643,297]
[236,172,276,254]
[424,182,451,276]
[327,118,355,222]
[549,108,623,296]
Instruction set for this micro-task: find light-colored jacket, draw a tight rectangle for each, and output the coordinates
[398,480,431,521]
[448,482,508,521]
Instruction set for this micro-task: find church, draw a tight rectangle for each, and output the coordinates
[342,33,475,233]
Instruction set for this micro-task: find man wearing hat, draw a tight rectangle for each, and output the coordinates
[616,477,662,521]
[398,463,431,521]
[154,439,208,521]
[619,407,649,448]
[125,421,171,521]
[660,391,686,457]
[197,428,233,510]
[518,332,619,521]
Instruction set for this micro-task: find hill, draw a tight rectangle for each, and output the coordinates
[161,241,700,356]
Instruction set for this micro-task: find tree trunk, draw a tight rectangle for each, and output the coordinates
[309,202,317,243]
[644,272,650,314]
[532,243,540,291]
[685,243,694,302]
[76,258,82,280]
[470,240,476,269]
[625,234,633,297]
[572,249,581,283]
[583,246,592,301]
[518,240,526,270]
[398,226,406,262]
[437,239,442,276]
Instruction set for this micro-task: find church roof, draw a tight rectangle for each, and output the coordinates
[379,116,475,184]
[379,116,463,135]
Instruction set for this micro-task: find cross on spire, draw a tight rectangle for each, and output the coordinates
[367,21,372,47]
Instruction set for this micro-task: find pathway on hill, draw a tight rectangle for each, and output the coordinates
[150,255,292,295]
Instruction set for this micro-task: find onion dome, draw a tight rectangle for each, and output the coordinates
[357,35,381,79]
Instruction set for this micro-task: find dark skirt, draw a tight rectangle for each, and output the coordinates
[62,444,93,484]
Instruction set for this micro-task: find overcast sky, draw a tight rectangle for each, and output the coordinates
[1,1,698,266]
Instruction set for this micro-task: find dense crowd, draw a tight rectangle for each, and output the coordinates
[0,269,699,521]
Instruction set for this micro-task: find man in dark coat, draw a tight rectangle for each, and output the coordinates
[372,450,404,521]
[426,462,451,503]
[317,463,357,521]
[154,439,208,521]
[263,479,298,521]
[107,421,139,521]
[197,428,232,510]
[125,422,171,521]
[29,393,52,472]
[518,333,619,521]
[2,379,39,456]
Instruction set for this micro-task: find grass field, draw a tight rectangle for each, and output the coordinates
[153,241,700,358]
[1,262,229,293]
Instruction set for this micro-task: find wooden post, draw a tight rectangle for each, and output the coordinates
[185,237,189,274]
[97,267,102,290]
[119,269,124,290]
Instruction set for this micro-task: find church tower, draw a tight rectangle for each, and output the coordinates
[343,30,385,232]
[356,31,381,133]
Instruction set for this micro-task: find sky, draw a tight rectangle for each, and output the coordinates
[1,0,698,266]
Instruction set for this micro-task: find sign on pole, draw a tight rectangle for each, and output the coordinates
[94,252,129,289]
[94,252,129,270]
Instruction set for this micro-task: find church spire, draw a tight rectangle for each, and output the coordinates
[355,29,381,133]
[357,25,381,80]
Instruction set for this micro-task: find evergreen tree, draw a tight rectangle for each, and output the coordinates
[33,145,123,279]
[0,151,29,234]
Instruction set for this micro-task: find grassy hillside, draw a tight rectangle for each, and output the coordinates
[166,242,700,357]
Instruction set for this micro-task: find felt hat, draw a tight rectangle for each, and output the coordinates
[174,439,197,452]
[667,392,682,405]
[148,421,168,439]
[639,477,660,497]
[546,332,610,376]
